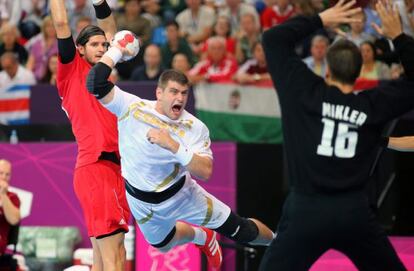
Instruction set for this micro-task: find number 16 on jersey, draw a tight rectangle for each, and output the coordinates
[317,118,358,158]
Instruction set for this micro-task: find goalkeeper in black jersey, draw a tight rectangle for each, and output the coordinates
[260,0,414,270]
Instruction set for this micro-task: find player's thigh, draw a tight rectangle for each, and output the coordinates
[126,192,176,245]
[176,179,231,229]
[75,162,130,237]
[259,226,326,271]
[337,213,406,271]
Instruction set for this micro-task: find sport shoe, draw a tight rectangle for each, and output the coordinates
[196,227,222,269]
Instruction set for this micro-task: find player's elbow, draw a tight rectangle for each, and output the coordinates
[86,63,114,99]
[53,20,70,32]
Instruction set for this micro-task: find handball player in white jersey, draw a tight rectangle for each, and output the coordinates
[85,43,275,269]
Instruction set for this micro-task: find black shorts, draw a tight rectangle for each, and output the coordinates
[259,191,406,271]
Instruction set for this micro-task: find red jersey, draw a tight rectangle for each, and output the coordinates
[57,52,119,168]
[0,192,20,254]
[261,5,295,29]
[189,56,238,83]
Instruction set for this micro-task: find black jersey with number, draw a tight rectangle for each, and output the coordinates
[262,16,414,195]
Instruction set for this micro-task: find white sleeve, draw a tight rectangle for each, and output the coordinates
[189,122,213,159]
[103,85,139,118]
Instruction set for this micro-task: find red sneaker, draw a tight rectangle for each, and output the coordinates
[196,227,222,269]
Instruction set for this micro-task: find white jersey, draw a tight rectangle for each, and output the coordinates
[104,86,213,192]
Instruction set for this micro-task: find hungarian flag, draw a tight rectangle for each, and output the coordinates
[194,81,283,143]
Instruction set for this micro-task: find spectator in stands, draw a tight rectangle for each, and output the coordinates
[74,16,92,40]
[234,42,270,84]
[161,0,187,22]
[395,0,414,37]
[40,54,58,85]
[161,21,195,69]
[18,0,46,40]
[172,53,192,73]
[176,0,216,54]
[130,44,164,81]
[67,0,96,35]
[218,0,259,35]
[0,52,36,88]
[142,0,163,30]
[0,24,28,67]
[260,0,295,31]
[116,0,153,46]
[188,36,238,84]
[303,35,329,78]
[201,15,236,59]
[0,159,20,255]
[0,0,21,26]
[363,0,381,38]
[115,0,152,80]
[334,11,373,47]
[235,13,261,64]
[25,16,58,81]
[359,41,391,80]
[293,0,324,16]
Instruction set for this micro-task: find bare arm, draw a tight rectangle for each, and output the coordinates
[388,136,414,151]
[50,0,71,39]
[147,129,213,180]
[0,182,20,226]
[187,26,213,44]
[93,0,117,41]
[26,54,35,71]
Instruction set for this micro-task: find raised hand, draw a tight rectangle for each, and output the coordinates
[319,0,362,29]
[372,0,403,39]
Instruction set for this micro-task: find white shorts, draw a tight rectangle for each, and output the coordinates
[126,177,231,245]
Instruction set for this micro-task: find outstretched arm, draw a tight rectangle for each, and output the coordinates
[262,0,361,92]
[50,0,71,39]
[372,0,414,79]
[93,0,117,41]
[388,136,414,151]
[50,0,77,64]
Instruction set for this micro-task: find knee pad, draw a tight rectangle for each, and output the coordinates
[215,212,259,244]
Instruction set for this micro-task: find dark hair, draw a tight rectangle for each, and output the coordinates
[76,25,106,46]
[158,69,189,89]
[165,20,179,29]
[41,54,58,84]
[327,40,362,85]
[360,41,377,60]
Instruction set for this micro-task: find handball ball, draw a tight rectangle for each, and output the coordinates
[113,30,140,62]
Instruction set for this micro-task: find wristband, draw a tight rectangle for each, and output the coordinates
[175,144,194,166]
[92,0,103,5]
[105,46,123,64]
[93,0,112,19]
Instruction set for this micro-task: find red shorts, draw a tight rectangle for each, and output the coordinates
[74,160,130,238]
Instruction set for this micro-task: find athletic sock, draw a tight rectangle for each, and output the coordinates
[192,227,207,245]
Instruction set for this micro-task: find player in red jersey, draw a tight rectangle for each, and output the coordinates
[50,0,130,270]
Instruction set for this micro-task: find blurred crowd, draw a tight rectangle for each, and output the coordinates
[0,0,413,89]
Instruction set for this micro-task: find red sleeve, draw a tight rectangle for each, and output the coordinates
[207,58,238,82]
[261,8,273,29]
[57,53,80,98]
[227,38,236,54]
